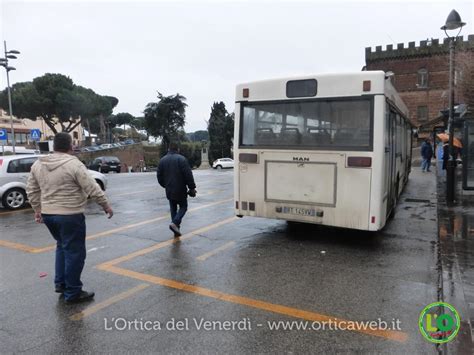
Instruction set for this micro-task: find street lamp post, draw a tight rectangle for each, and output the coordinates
[441,9,466,205]
[0,41,20,154]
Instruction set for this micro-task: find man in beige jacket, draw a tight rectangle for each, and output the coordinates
[26,133,113,304]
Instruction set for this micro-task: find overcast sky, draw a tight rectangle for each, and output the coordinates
[1,0,472,132]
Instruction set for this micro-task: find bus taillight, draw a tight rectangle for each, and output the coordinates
[363,80,371,92]
[347,157,372,168]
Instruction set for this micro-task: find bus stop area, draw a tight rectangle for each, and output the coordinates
[0,167,473,353]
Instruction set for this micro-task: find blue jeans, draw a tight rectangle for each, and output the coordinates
[42,214,86,301]
[421,158,431,171]
[169,199,188,226]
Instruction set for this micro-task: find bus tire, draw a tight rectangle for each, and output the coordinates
[388,204,396,220]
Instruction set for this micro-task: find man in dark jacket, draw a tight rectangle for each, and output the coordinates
[157,142,197,237]
[421,138,433,172]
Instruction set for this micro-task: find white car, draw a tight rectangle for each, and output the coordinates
[212,158,234,170]
[0,154,107,210]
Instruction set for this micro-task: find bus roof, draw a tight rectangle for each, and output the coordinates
[235,71,408,116]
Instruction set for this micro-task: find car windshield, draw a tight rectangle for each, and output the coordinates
[104,157,119,163]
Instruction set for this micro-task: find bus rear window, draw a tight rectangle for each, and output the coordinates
[240,98,372,150]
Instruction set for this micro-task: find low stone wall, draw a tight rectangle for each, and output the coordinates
[76,144,149,172]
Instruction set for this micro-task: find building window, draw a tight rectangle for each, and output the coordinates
[417,106,428,122]
[417,69,428,88]
[73,131,78,139]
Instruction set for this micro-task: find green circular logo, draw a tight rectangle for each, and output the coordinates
[419,302,460,343]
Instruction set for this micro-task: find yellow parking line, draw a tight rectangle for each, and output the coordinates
[196,241,236,261]
[113,189,156,197]
[0,198,233,254]
[97,217,236,268]
[0,208,32,216]
[102,265,408,343]
[113,189,223,198]
[34,198,233,253]
[69,283,150,321]
[0,239,39,253]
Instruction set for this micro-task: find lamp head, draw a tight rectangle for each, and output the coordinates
[441,9,466,31]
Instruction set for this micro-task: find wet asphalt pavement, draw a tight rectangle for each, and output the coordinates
[437,164,474,354]
[0,168,448,353]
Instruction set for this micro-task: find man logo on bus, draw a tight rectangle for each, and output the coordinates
[419,302,460,343]
[293,157,309,162]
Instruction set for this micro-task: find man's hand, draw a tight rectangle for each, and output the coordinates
[188,188,197,197]
[103,204,114,219]
[34,211,43,224]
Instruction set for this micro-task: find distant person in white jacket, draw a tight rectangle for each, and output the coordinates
[26,133,113,304]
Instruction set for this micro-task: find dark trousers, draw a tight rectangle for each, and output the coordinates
[42,214,86,301]
[169,199,188,226]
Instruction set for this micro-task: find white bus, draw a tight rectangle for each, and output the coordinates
[233,71,412,231]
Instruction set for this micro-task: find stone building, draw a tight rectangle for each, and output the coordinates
[365,35,474,128]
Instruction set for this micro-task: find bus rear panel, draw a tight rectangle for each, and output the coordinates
[234,72,411,232]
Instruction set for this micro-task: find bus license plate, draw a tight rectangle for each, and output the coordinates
[282,206,316,217]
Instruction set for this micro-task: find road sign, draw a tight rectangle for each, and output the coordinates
[30,129,41,141]
[0,128,7,141]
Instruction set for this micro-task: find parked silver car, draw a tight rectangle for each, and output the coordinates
[0,154,107,210]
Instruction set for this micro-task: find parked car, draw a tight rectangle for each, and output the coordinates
[100,144,113,149]
[123,139,135,145]
[212,158,234,170]
[88,156,122,174]
[0,154,107,210]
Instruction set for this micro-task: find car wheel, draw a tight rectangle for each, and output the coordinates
[116,169,120,173]
[216,165,222,170]
[95,179,105,191]
[2,188,27,210]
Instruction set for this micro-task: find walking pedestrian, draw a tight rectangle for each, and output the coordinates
[421,138,433,172]
[26,133,113,304]
[157,142,196,237]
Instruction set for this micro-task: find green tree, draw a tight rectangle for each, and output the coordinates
[97,95,119,143]
[179,142,202,168]
[187,130,209,142]
[74,85,101,138]
[0,73,118,136]
[144,92,187,150]
[207,102,234,161]
[112,112,135,128]
[131,116,145,130]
